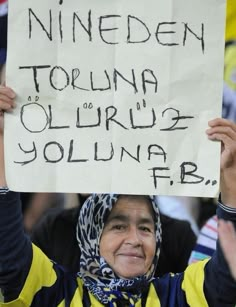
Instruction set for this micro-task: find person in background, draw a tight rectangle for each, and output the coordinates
[156,196,200,235]
[188,215,218,264]
[225,0,236,44]
[21,192,65,233]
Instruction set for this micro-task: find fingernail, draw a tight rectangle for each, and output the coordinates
[4,103,12,110]
[10,93,16,99]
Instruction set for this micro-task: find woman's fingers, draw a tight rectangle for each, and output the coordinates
[208,118,236,130]
[0,85,16,99]
[206,120,236,140]
[206,119,236,159]
[208,119,236,205]
[0,86,16,110]
[207,126,236,169]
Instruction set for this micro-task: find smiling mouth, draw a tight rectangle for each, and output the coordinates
[118,253,144,258]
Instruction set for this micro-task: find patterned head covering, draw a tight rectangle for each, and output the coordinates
[76,194,162,306]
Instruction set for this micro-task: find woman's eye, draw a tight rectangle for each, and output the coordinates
[112,224,125,230]
[140,226,151,232]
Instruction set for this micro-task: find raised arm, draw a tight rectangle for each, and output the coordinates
[218,219,236,281]
[0,85,15,186]
[207,118,236,207]
[0,85,33,303]
[204,118,236,305]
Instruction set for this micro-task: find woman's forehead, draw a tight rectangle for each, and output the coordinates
[117,195,152,205]
[108,195,155,220]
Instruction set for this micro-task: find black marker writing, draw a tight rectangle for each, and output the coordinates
[180,162,204,184]
[19,65,158,94]
[160,108,194,131]
[44,141,64,163]
[14,140,168,165]
[20,102,194,132]
[14,142,37,165]
[149,167,171,188]
[28,8,205,53]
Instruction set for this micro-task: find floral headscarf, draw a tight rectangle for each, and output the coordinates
[76,194,162,306]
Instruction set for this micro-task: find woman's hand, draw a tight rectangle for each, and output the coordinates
[0,85,16,186]
[0,85,16,132]
[206,118,236,207]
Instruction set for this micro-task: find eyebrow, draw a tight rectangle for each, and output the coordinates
[106,214,154,225]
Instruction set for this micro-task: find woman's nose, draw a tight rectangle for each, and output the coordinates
[124,226,142,245]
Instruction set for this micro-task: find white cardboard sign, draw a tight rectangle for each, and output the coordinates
[5,0,226,196]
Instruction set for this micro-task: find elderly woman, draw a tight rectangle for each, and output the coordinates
[0,86,236,306]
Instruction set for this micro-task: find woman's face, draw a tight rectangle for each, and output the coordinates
[100,196,156,278]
